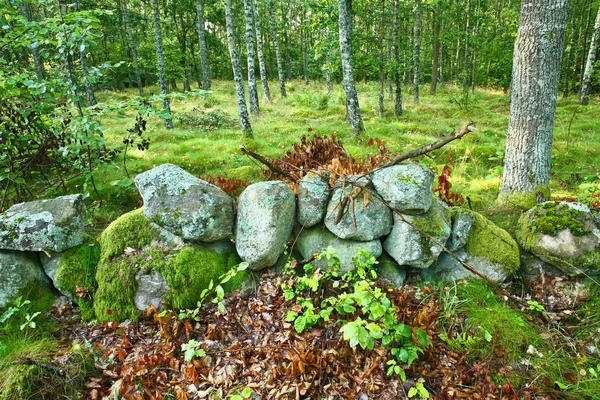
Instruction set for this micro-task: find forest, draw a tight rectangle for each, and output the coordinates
[1,0,600,398]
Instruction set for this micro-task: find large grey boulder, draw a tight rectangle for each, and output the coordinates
[423,211,520,282]
[134,269,169,311]
[371,163,435,214]
[297,172,330,227]
[517,202,600,275]
[235,181,296,270]
[383,199,451,269]
[295,224,382,274]
[0,251,53,309]
[134,164,234,242]
[377,253,407,287]
[0,194,85,253]
[324,176,392,241]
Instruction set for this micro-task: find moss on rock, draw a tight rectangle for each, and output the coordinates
[99,208,160,261]
[496,185,551,210]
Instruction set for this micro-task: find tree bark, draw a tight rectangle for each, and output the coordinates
[254,0,272,103]
[501,0,570,199]
[430,3,441,95]
[74,0,97,106]
[226,0,253,136]
[338,0,365,136]
[19,1,44,80]
[579,3,594,90]
[413,0,422,104]
[580,5,600,104]
[269,0,287,97]
[386,9,393,99]
[195,0,211,90]
[378,0,386,117]
[244,0,260,115]
[393,0,402,116]
[122,0,143,96]
[152,0,173,129]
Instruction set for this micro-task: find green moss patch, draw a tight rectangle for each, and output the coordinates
[99,208,160,261]
[529,202,588,237]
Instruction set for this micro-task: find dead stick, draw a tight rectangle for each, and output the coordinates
[12,358,76,386]
[377,121,476,169]
[239,144,293,179]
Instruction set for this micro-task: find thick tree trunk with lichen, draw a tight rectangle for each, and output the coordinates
[393,0,402,116]
[195,0,211,89]
[413,0,422,104]
[122,0,143,96]
[254,0,272,103]
[226,0,252,136]
[243,0,259,114]
[269,0,286,97]
[152,0,173,129]
[338,0,365,136]
[580,6,600,105]
[500,0,570,201]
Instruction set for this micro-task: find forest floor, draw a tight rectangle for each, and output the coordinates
[1,81,600,399]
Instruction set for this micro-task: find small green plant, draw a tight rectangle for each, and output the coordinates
[408,379,430,399]
[527,300,545,312]
[229,387,254,400]
[282,248,432,380]
[19,312,41,330]
[181,339,206,362]
[0,296,31,325]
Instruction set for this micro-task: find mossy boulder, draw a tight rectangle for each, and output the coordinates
[94,209,248,322]
[517,202,600,275]
[40,244,100,319]
[0,251,55,310]
[383,199,451,269]
[423,210,521,282]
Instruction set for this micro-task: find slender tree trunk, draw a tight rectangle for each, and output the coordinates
[243,0,260,114]
[152,0,173,129]
[325,27,332,95]
[254,0,272,103]
[338,0,365,135]
[19,1,44,80]
[463,0,471,87]
[580,5,600,105]
[386,9,393,99]
[123,0,143,96]
[563,2,578,98]
[413,0,422,104]
[195,0,211,89]
[226,0,253,136]
[579,3,594,91]
[573,0,589,93]
[378,0,386,117]
[302,4,309,84]
[393,0,402,116]
[74,0,97,106]
[431,3,441,95]
[269,0,287,97]
[500,0,570,199]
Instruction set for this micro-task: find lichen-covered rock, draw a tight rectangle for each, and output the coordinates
[0,251,53,309]
[377,252,407,287]
[297,172,330,227]
[134,164,234,242]
[94,209,248,321]
[235,181,296,270]
[324,176,392,241]
[517,202,600,275]
[383,199,451,269]
[520,251,563,277]
[446,208,475,252]
[40,244,100,319]
[295,224,382,274]
[134,269,169,311]
[371,163,435,214]
[423,212,520,282]
[0,194,85,252]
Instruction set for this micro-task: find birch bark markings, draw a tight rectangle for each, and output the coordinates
[243,0,260,115]
[195,0,211,90]
[151,0,173,129]
[580,5,600,105]
[338,0,365,136]
[226,0,253,136]
[269,0,287,97]
[431,3,441,95]
[122,0,143,96]
[254,0,272,104]
[393,0,402,116]
[501,0,570,200]
[413,0,422,104]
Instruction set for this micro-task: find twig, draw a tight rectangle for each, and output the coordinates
[239,144,293,179]
[12,358,76,386]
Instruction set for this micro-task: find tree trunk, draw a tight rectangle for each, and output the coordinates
[325,27,332,95]
[152,0,173,129]
[243,0,260,115]
[19,1,44,80]
[195,0,211,89]
[254,0,272,103]
[580,5,600,105]
[74,0,97,106]
[579,3,594,90]
[338,0,365,135]
[563,2,578,98]
[500,0,570,199]
[573,0,589,93]
[393,0,402,116]
[269,0,287,97]
[413,0,422,104]
[226,0,253,136]
[123,0,143,96]
[386,9,393,99]
[430,3,441,95]
[302,4,309,84]
[378,0,386,117]
[463,0,471,87]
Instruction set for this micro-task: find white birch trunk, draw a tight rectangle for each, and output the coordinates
[152,0,173,129]
[254,0,272,103]
[244,0,260,114]
[580,6,600,105]
[195,0,212,89]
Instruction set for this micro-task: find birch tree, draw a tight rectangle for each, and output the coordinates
[269,0,287,97]
[244,0,260,114]
[393,0,402,116]
[580,5,600,105]
[151,0,173,129]
[75,0,97,106]
[413,0,422,104]
[195,0,211,89]
[500,0,570,202]
[19,1,44,80]
[254,0,272,103]
[226,0,253,136]
[338,0,365,136]
[122,0,143,96]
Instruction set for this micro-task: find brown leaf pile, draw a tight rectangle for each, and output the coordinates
[204,176,252,196]
[56,274,557,399]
